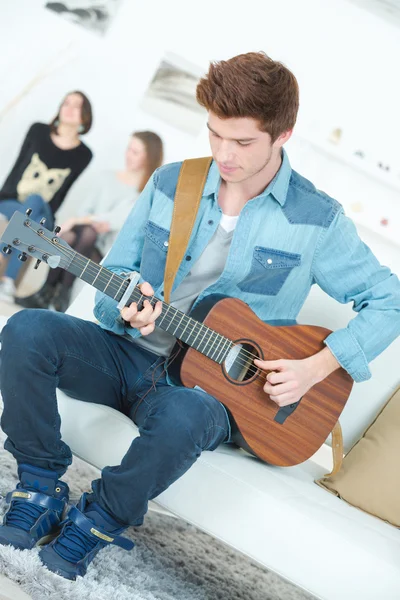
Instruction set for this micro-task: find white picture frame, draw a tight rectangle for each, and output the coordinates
[139,52,207,136]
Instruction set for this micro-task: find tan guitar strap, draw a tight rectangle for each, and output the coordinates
[164,156,344,476]
[163,156,212,303]
[324,421,344,477]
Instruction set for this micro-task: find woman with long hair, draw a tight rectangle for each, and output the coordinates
[0,91,93,302]
[16,130,163,312]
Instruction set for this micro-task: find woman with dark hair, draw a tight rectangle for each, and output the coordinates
[0,90,93,302]
[16,130,163,312]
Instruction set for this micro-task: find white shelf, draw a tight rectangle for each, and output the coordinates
[350,214,399,249]
[294,132,400,194]
[290,132,400,248]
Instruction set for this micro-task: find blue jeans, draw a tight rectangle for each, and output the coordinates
[0,195,54,280]
[0,310,230,526]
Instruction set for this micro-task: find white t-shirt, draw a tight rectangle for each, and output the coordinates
[220,213,239,233]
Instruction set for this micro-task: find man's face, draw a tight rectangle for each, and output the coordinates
[208,113,281,184]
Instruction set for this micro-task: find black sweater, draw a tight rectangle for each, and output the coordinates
[0,122,92,215]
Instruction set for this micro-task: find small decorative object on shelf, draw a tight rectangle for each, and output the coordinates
[328,127,342,145]
[350,202,364,213]
[380,218,389,227]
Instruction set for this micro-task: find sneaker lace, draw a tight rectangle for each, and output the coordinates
[6,500,46,532]
[53,521,99,563]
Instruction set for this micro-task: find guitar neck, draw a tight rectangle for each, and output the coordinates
[67,251,232,364]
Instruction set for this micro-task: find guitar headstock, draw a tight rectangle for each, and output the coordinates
[0,210,74,270]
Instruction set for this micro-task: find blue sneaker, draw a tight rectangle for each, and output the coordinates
[0,464,69,550]
[39,493,134,580]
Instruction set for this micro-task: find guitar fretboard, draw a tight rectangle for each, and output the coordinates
[68,253,233,363]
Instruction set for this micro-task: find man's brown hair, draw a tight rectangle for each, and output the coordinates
[196,52,299,142]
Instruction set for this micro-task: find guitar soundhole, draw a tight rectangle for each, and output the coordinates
[223,341,260,383]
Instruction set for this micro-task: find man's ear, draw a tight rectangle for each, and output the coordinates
[275,129,293,148]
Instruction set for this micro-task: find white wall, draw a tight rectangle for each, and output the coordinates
[0,0,399,266]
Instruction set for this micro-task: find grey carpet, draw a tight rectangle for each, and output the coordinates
[0,409,315,600]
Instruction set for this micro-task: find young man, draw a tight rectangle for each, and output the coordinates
[0,52,399,580]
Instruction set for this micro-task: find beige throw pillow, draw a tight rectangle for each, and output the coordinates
[316,386,400,527]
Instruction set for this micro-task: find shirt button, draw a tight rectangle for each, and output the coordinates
[161,291,164,296]
[164,241,169,247]
[267,258,273,264]
[208,219,214,225]
[186,255,192,261]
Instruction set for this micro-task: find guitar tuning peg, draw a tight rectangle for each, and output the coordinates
[2,245,12,255]
[18,252,28,262]
[25,208,32,216]
[40,217,46,225]
[34,259,42,270]
[54,226,61,234]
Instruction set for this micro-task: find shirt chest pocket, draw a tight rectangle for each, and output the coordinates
[238,246,301,296]
[140,221,170,290]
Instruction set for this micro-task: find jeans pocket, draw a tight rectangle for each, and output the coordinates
[238,246,301,296]
[140,221,170,289]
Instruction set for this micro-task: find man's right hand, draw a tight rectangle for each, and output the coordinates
[120,281,163,335]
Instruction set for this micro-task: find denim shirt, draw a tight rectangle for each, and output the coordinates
[94,150,400,383]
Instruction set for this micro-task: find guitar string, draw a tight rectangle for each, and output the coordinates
[22,227,274,381]
[21,227,275,380]
[20,225,281,382]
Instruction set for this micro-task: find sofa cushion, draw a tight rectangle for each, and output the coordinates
[57,391,400,600]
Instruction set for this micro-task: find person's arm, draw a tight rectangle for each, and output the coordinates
[60,147,93,199]
[50,147,93,215]
[60,214,95,233]
[61,171,110,231]
[62,173,135,234]
[255,209,400,407]
[92,174,157,334]
[312,209,400,382]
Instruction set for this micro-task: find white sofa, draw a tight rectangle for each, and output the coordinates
[58,282,400,600]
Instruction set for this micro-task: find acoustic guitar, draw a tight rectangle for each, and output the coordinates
[1,211,353,466]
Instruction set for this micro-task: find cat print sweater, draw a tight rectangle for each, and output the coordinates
[0,123,92,215]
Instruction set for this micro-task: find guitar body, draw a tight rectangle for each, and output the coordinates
[169,295,353,466]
